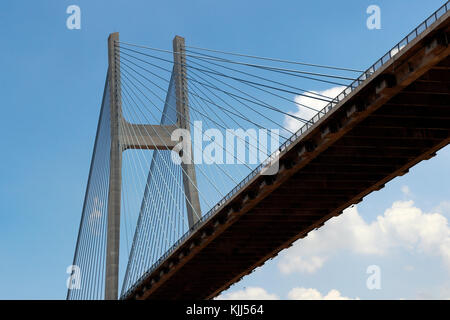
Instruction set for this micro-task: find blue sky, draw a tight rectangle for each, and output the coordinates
[0,0,449,299]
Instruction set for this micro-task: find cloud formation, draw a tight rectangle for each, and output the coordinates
[217,286,357,300]
[287,287,358,300]
[278,199,450,274]
[217,287,278,300]
[284,86,346,133]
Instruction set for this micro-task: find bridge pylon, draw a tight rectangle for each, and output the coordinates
[104,32,201,300]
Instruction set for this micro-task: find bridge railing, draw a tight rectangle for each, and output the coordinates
[121,0,449,299]
[292,0,449,142]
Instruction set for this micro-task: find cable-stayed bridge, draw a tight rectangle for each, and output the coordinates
[67,2,450,300]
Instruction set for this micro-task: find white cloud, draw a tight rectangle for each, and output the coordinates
[437,286,450,300]
[278,200,450,274]
[287,287,358,300]
[278,255,325,274]
[404,265,415,272]
[217,286,357,301]
[216,287,279,300]
[284,86,346,133]
[401,185,412,197]
[433,201,450,217]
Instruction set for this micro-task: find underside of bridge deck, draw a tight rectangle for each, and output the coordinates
[124,12,450,300]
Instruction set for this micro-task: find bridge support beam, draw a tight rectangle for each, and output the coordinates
[121,122,178,150]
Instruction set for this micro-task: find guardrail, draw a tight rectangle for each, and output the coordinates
[121,0,450,299]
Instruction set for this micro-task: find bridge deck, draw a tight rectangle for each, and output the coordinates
[123,8,450,300]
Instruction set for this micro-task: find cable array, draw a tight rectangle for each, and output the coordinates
[67,76,111,300]
[116,40,358,295]
[69,39,361,298]
[68,0,450,299]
